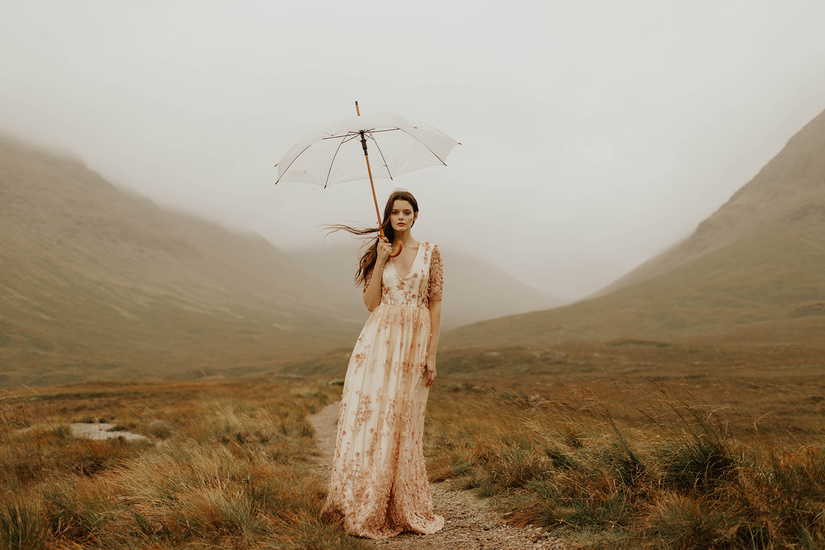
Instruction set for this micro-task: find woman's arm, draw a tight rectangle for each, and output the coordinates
[424,299,441,387]
[363,238,391,311]
[428,299,442,357]
[424,244,443,388]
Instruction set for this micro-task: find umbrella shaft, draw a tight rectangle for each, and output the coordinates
[360,131,369,156]
[359,130,385,239]
[364,152,385,239]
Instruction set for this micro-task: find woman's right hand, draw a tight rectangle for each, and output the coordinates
[376,237,392,266]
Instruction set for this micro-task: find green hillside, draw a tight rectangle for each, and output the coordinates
[600,105,825,296]
[0,137,361,387]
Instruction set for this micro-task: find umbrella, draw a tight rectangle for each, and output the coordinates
[275,102,459,255]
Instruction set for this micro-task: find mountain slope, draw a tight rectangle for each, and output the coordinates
[444,107,825,349]
[288,244,565,330]
[600,106,825,296]
[0,137,360,387]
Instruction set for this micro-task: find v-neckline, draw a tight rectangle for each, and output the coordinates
[391,243,423,280]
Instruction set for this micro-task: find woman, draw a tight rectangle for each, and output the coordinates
[322,189,445,539]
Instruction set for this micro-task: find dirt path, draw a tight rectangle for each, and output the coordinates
[309,403,567,550]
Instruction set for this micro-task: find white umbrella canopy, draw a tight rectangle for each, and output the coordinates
[275,111,460,188]
[275,105,459,257]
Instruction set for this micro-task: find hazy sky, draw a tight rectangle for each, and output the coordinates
[2,1,825,300]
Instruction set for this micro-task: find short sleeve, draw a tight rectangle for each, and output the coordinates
[427,245,443,301]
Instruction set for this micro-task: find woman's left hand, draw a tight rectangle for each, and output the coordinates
[423,355,437,388]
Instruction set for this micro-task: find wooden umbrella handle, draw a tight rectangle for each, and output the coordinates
[390,242,402,258]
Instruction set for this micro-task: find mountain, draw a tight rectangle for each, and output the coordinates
[600,107,825,296]
[444,107,825,349]
[288,244,565,330]
[0,136,361,387]
[0,134,562,388]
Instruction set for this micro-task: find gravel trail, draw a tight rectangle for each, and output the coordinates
[309,403,568,550]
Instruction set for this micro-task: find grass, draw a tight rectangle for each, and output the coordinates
[435,340,825,439]
[2,345,823,549]
[0,377,370,550]
[0,494,46,550]
[425,376,825,549]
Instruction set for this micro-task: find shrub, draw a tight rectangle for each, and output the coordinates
[0,494,46,550]
[43,476,115,542]
[658,437,734,492]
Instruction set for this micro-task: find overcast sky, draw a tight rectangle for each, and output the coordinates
[2,0,825,300]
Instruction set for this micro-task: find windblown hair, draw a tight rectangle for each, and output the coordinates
[325,190,419,285]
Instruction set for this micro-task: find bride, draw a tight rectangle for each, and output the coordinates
[322,189,445,539]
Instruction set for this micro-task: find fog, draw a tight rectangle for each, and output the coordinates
[2,0,825,300]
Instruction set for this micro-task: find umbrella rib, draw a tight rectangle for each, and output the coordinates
[274,143,316,184]
[395,128,450,166]
[321,128,399,140]
[323,133,354,189]
[322,133,363,141]
[366,131,395,181]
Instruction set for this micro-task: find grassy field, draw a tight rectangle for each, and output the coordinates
[425,343,825,548]
[436,340,825,438]
[0,377,370,550]
[2,340,823,549]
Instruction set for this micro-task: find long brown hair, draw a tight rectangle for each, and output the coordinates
[325,190,419,285]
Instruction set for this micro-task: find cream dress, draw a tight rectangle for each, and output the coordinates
[323,242,445,539]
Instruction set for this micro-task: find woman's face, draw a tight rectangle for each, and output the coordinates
[389,199,417,232]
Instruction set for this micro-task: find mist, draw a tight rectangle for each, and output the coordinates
[2,0,825,300]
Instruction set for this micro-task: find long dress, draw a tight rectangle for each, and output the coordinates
[322,242,445,539]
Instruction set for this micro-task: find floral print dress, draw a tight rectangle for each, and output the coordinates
[322,242,445,539]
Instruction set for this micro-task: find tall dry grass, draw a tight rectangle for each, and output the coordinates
[425,379,825,549]
[0,378,369,550]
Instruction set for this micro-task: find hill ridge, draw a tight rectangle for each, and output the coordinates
[599,106,825,296]
[0,135,362,387]
[444,107,825,349]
